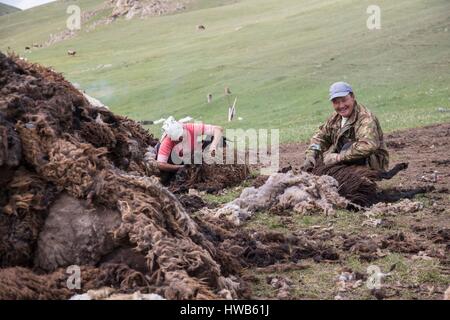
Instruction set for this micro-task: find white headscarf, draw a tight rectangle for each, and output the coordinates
[162,116,183,141]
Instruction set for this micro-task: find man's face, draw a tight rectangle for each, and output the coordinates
[331,93,355,118]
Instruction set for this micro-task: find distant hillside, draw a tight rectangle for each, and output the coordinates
[0,3,21,16]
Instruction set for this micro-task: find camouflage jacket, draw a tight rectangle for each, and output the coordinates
[305,103,389,171]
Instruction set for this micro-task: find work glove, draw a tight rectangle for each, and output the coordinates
[301,156,316,172]
[323,152,343,166]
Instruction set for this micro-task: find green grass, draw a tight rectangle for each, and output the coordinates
[248,262,344,299]
[247,240,449,299]
[1,0,449,142]
[243,211,287,231]
[203,186,244,204]
[248,252,449,300]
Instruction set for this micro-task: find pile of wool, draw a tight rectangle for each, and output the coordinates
[70,287,165,300]
[167,147,249,194]
[312,162,409,207]
[0,264,149,299]
[206,171,348,225]
[0,52,248,300]
[312,163,378,207]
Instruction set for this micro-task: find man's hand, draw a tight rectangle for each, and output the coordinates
[323,152,342,166]
[301,156,316,172]
[157,162,185,172]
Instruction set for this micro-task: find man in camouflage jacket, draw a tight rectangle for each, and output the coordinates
[302,82,389,172]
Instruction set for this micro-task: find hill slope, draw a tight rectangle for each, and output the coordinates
[1,0,449,142]
[0,3,21,16]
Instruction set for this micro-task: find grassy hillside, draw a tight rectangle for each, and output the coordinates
[1,0,449,142]
[0,3,20,16]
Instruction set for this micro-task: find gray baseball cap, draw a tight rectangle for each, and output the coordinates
[329,82,353,101]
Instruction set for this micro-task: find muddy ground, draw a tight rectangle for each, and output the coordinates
[203,123,450,300]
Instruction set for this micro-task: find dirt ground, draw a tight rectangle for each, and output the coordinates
[205,123,450,300]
